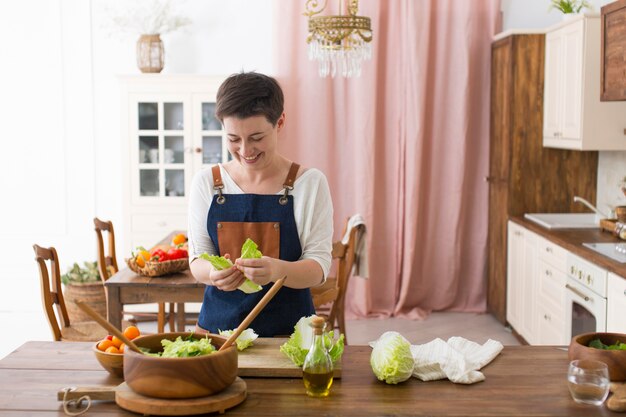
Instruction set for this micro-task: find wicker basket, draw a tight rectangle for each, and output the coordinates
[126,257,189,277]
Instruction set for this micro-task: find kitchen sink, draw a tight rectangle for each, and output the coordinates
[523,213,600,229]
[583,242,626,263]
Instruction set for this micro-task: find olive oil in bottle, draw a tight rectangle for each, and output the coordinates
[302,316,333,397]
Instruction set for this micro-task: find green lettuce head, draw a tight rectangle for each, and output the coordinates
[279,315,345,366]
[369,331,415,384]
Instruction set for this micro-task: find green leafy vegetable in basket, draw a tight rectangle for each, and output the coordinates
[218,328,258,351]
[589,338,626,350]
[143,334,216,357]
[280,315,344,366]
[199,238,263,294]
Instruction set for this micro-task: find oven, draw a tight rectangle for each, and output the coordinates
[565,253,607,340]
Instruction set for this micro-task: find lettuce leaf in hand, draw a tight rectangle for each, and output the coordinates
[199,251,262,294]
[218,328,259,351]
[279,315,345,366]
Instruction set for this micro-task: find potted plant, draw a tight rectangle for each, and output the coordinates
[61,261,107,323]
[549,0,592,15]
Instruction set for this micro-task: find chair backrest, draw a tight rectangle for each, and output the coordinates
[33,244,69,341]
[326,219,365,331]
[94,217,119,281]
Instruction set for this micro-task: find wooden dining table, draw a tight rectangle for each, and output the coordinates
[0,341,621,416]
[105,231,204,331]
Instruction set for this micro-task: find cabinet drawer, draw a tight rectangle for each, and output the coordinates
[538,260,566,317]
[132,214,187,232]
[537,302,566,345]
[538,237,567,270]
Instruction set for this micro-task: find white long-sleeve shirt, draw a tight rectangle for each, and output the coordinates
[187,164,334,278]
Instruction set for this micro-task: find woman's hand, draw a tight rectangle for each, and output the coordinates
[209,253,246,291]
[234,256,284,286]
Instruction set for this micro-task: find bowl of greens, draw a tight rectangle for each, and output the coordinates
[124,332,237,398]
[568,332,626,381]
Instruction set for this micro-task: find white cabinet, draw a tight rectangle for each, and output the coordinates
[543,15,626,150]
[120,75,228,253]
[607,272,626,333]
[507,222,538,344]
[536,237,568,345]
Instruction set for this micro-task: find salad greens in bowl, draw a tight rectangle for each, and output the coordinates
[124,332,237,398]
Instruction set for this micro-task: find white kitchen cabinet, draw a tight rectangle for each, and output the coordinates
[543,15,626,150]
[536,237,568,345]
[607,272,626,333]
[507,221,538,344]
[120,75,228,253]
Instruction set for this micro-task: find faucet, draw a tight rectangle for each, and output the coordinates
[573,196,611,218]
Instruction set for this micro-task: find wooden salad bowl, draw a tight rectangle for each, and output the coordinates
[569,332,626,381]
[124,332,238,399]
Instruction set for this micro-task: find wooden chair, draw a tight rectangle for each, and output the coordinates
[34,244,108,341]
[94,217,175,333]
[311,218,366,345]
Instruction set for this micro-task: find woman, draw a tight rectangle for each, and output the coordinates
[188,72,333,336]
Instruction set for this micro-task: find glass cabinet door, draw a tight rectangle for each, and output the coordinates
[133,97,189,200]
[197,99,228,169]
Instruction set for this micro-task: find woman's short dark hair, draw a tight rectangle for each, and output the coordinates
[215,72,284,126]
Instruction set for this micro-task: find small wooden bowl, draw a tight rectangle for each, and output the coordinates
[124,332,237,399]
[93,344,124,378]
[568,332,626,381]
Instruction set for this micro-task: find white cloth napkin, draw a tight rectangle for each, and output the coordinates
[341,214,369,278]
[410,337,503,384]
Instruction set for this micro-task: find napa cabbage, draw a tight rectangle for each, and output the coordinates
[218,328,259,351]
[199,237,263,294]
[369,331,415,384]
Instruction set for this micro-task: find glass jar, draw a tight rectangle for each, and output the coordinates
[302,316,333,397]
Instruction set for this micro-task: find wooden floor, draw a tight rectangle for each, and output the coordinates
[138,311,521,346]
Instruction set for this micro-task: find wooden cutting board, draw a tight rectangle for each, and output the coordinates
[59,378,246,416]
[237,337,341,378]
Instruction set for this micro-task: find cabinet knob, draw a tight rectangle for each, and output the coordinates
[195,147,202,153]
[624,289,626,297]
[484,176,493,182]
[553,132,561,137]
[544,314,550,321]
[546,247,553,253]
[545,270,552,276]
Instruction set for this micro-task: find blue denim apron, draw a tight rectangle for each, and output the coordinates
[197,163,315,336]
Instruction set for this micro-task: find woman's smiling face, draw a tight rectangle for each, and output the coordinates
[224,113,284,169]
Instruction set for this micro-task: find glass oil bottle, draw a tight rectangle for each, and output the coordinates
[302,316,333,397]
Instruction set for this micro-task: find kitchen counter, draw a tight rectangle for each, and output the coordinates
[511,216,626,279]
[0,341,621,416]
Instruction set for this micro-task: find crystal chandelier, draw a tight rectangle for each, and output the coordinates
[304,0,373,78]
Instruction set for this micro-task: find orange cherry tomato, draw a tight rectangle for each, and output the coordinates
[97,339,113,352]
[105,346,121,354]
[111,336,123,348]
[123,325,140,340]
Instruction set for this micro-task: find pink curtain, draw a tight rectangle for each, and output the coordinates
[274,0,501,319]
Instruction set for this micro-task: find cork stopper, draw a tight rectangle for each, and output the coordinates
[310,316,326,334]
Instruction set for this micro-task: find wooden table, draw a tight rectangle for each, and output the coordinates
[105,231,204,331]
[0,342,621,416]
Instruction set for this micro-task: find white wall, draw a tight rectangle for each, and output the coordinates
[0,0,273,358]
